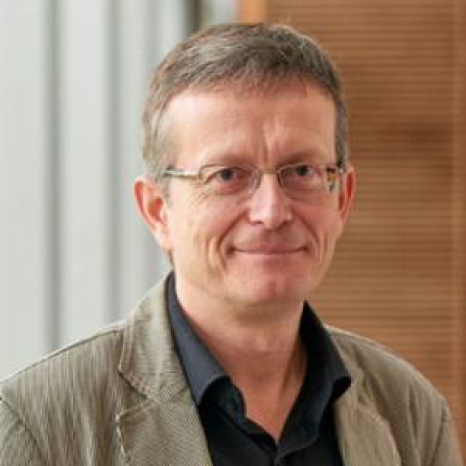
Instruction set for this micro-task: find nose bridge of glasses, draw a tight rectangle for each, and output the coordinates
[252,168,288,196]
[250,167,276,189]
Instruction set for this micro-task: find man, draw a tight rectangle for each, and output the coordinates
[0,23,462,465]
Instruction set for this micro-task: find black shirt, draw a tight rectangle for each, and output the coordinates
[166,273,350,466]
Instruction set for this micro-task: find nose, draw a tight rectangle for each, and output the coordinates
[247,173,293,229]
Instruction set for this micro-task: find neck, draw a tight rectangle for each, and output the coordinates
[175,280,307,440]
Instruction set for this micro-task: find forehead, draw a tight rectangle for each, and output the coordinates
[165,82,336,165]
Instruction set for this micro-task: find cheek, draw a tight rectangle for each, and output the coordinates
[172,196,241,256]
[301,206,344,249]
[198,202,243,252]
[319,216,344,265]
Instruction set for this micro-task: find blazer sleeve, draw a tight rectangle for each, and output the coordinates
[428,404,464,466]
[0,400,45,466]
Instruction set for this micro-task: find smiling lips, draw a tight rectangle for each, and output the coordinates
[234,245,305,255]
[232,231,307,256]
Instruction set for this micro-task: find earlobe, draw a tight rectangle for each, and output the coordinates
[133,176,172,251]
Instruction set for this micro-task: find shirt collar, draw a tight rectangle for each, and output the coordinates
[166,271,351,409]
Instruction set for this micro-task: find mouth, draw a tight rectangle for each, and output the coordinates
[233,246,305,256]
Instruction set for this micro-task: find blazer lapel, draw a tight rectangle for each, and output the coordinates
[333,362,402,466]
[115,278,214,466]
[116,396,213,466]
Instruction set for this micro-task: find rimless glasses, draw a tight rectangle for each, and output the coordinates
[162,161,347,201]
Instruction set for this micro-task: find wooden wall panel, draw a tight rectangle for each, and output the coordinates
[239,0,465,450]
[238,0,268,22]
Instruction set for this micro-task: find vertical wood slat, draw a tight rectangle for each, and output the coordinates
[0,2,50,376]
[239,0,465,451]
[116,0,158,320]
[47,0,61,351]
[58,0,113,344]
[117,0,182,318]
[457,0,466,443]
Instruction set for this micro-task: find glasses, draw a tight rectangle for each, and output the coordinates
[162,161,347,201]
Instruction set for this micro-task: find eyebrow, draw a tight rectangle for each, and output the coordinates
[279,151,330,165]
[198,149,331,168]
[197,151,251,166]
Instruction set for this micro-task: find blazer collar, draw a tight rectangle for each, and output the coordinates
[333,341,402,466]
[117,277,184,400]
[115,276,214,466]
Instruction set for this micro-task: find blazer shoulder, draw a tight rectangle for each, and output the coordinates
[0,322,125,414]
[328,326,452,426]
[327,328,463,465]
[329,326,444,394]
[0,323,130,464]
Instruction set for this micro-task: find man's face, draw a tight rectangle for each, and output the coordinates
[139,83,354,312]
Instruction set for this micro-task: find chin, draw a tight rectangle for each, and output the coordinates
[234,273,311,305]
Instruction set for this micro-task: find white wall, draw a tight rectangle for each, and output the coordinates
[0,0,235,379]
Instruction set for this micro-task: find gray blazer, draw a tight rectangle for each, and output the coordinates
[0,278,463,465]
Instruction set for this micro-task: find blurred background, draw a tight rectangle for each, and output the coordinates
[1,0,464,451]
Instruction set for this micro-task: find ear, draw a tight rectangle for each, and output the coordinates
[133,176,172,252]
[338,164,355,225]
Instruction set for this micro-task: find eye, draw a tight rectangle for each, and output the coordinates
[280,163,323,192]
[281,163,317,179]
[216,167,240,182]
[202,165,251,194]
[293,164,315,177]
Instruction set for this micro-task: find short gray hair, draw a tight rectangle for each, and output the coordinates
[142,23,348,180]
